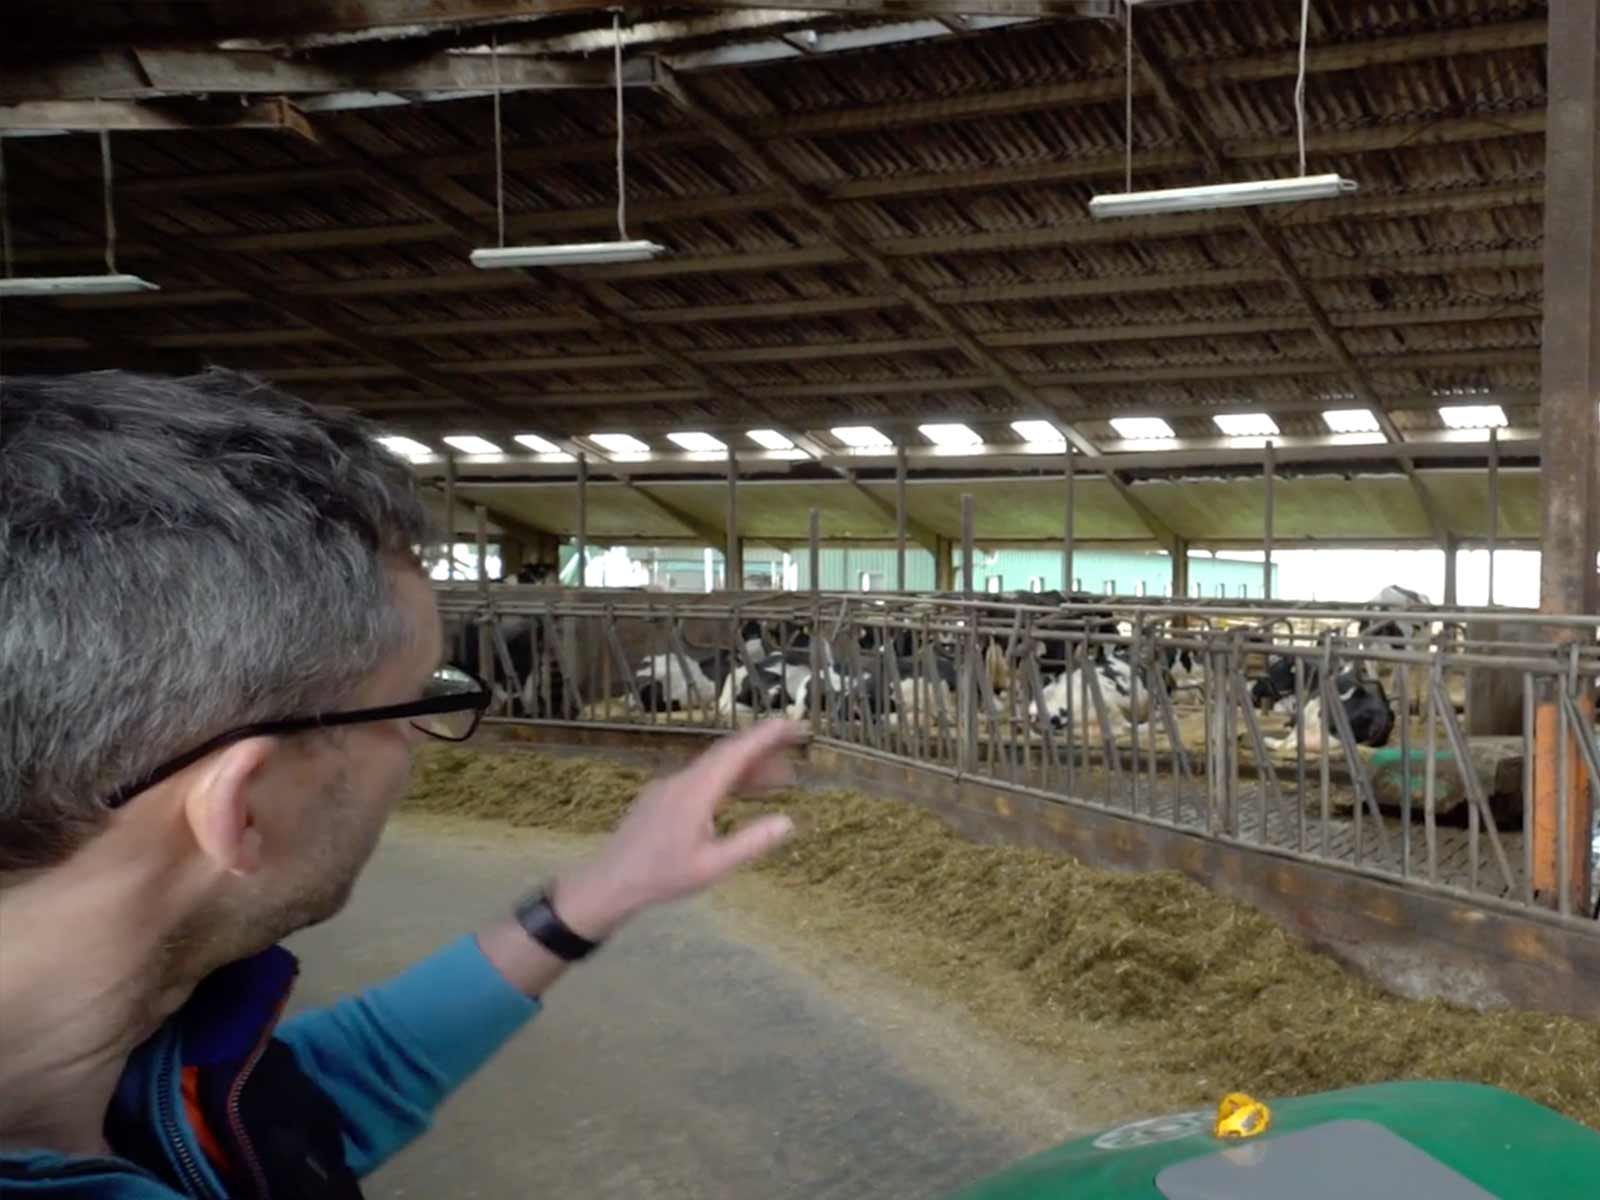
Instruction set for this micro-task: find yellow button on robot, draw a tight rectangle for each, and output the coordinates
[1214,1092,1272,1140]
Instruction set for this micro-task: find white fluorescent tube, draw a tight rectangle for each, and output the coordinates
[469,240,666,269]
[0,273,160,297]
[1089,174,1358,219]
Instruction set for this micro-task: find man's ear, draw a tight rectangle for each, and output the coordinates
[184,737,278,877]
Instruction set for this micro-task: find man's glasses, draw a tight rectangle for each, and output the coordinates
[104,665,492,809]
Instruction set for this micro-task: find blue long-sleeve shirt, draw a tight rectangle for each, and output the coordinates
[0,934,540,1196]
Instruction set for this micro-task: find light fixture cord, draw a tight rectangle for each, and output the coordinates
[492,33,506,248]
[1295,0,1310,177]
[1124,0,1133,194]
[100,126,118,274]
[0,138,12,279]
[614,10,629,240]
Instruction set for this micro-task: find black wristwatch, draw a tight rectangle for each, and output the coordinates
[513,888,602,963]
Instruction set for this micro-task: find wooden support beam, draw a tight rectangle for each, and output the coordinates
[0,45,656,101]
[1103,473,1179,556]
[623,482,728,551]
[840,468,941,556]
[0,97,318,140]
[1,302,1540,363]
[25,244,1534,316]
[12,180,1542,266]
[824,111,1547,203]
[654,63,1101,457]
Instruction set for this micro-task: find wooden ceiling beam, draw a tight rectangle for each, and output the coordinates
[0,45,656,102]
[736,19,1547,141]
[12,346,1542,391]
[0,97,319,140]
[13,181,1544,266]
[86,16,1543,201]
[9,302,1535,359]
[29,245,1541,312]
[1130,19,1453,546]
[827,112,1546,203]
[655,62,1102,459]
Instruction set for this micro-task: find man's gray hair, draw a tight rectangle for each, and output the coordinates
[0,369,431,873]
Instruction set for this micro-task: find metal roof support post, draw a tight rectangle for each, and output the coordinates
[960,494,975,599]
[807,508,820,598]
[1533,0,1600,914]
[1487,428,1500,605]
[895,444,909,592]
[725,445,741,592]
[1062,443,1076,594]
[443,452,457,582]
[1443,533,1460,607]
[1262,440,1275,600]
[475,504,488,597]
[575,453,588,590]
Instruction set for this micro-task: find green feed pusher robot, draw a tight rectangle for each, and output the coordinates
[949,1082,1600,1199]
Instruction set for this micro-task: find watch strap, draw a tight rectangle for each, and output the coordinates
[513,889,601,962]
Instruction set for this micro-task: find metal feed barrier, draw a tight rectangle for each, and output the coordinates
[437,585,1600,924]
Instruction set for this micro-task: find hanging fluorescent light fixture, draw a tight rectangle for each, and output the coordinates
[0,274,157,296]
[1090,174,1357,219]
[0,130,159,297]
[471,241,661,268]
[470,17,664,271]
[1090,0,1355,220]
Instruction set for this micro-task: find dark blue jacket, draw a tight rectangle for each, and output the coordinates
[0,934,540,1197]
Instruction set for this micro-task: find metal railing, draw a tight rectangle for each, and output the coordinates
[438,586,1600,923]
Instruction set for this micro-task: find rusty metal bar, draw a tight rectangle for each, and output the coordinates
[1533,0,1600,911]
[1431,674,1518,895]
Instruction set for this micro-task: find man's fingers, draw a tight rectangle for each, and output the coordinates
[677,719,807,810]
[701,813,795,881]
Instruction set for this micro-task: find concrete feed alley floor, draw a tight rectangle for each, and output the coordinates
[287,814,1093,1199]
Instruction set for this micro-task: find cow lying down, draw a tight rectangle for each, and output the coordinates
[1266,671,1395,754]
[1026,652,1152,731]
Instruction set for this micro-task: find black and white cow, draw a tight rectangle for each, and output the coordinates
[716,650,823,716]
[1356,585,1431,647]
[828,651,959,728]
[1267,671,1395,753]
[1161,646,1206,697]
[1027,650,1150,731]
[1250,656,1321,716]
[632,649,736,713]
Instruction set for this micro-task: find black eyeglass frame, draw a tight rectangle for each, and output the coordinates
[104,669,492,809]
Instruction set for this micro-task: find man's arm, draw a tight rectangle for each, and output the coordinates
[278,719,805,1176]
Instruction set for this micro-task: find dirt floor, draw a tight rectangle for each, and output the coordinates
[287,815,1095,1199]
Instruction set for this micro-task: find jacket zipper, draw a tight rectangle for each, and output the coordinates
[156,1046,216,1200]
[225,989,292,1200]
